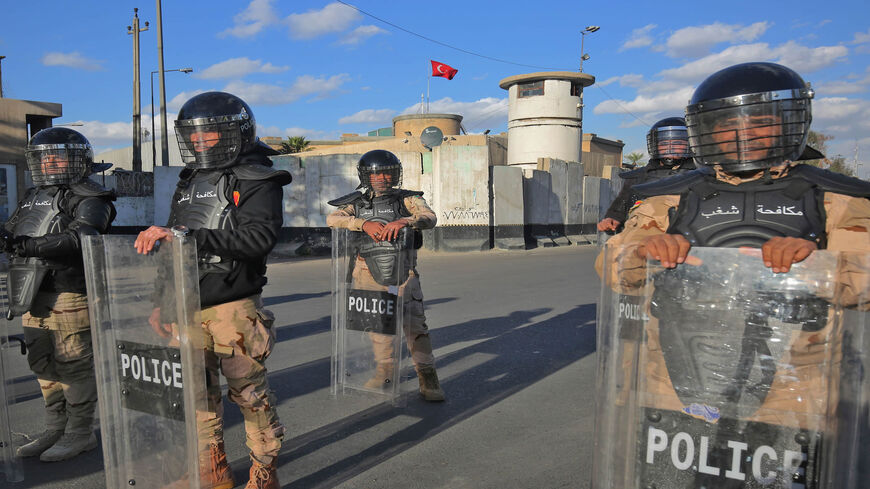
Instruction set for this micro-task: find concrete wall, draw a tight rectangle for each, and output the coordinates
[428,144,491,251]
[95,139,185,172]
[522,169,553,247]
[491,166,524,249]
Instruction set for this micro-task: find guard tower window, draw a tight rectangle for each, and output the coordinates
[571,82,583,97]
[518,81,544,98]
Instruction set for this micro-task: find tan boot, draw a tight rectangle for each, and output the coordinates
[363,362,394,389]
[201,442,235,489]
[246,455,279,489]
[416,365,445,402]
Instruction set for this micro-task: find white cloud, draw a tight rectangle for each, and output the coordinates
[195,57,289,80]
[814,80,868,95]
[168,90,207,112]
[593,86,695,115]
[666,22,770,58]
[286,2,360,40]
[401,97,508,131]
[222,74,350,105]
[658,42,847,83]
[851,28,870,44]
[338,109,396,125]
[598,74,645,88]
[220,0,279,38]
[338,25,388,45]
[813,97,870,120]
[775,41,848,72]
[620,24,656,52]
[40,52,104,71]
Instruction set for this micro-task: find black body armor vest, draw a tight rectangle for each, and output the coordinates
[168,170,236,274]
[329,189,421,286]
[634,164,870,248]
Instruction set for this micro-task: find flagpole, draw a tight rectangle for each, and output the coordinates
[426,60,430,114]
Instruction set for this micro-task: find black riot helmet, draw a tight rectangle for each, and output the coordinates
[174,91,257,169]
[357,150,402,192]
[685,62,814,172]
[646,117,692,163]
[25,127,94,186]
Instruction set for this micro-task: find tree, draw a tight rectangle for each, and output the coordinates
[623,151,645,168]
[802,130,854,177]
[279,136,311,154]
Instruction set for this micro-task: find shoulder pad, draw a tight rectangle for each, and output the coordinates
[633,168,713,197]
[398,189,424,198]
[789,164,870,198]
[618,167,647,180]
[231,163,292,185]
[328,191,364,207]
[68,179,116,199]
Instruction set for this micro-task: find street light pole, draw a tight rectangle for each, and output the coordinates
[579,25,600,73]
[0,56,6,98]
[151,68,192,170]
[128,9,149,172]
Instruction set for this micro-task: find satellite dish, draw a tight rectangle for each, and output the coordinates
[420,126,444,148]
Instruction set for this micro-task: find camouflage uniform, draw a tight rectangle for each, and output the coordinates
[196,295,282,461]
[327,195,438,368]
[22,291,96,435]
[597,165,870,429]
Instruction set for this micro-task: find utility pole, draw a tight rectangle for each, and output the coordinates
[156,0,171,167]
[128,9,149,172]
[0,56,6,98]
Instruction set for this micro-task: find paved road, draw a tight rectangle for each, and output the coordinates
[7,244,602,489]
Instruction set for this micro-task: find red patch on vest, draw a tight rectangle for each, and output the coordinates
[233,190,240,206]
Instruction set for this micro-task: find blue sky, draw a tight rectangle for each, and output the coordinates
[1,1,868,174]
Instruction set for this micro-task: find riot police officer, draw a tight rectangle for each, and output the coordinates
[2,127,115,462]
[327,149,446,402]
[134,92,290,489]
[597,117,694,233]
[598,62,870,487]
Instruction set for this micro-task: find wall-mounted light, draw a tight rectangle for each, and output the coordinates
[483,129,491,135]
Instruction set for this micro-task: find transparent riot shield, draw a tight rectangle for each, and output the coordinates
[0,263,25,483]
[83,235,210,489]
[593,246,866,489]
[330,227,411,405]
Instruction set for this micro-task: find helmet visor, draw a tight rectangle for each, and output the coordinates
[687,97,811,171]
[25,144,92,186]
[359,164,402,192]
[647,126,692,160]
[175,117,243,169]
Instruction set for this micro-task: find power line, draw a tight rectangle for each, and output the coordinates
[593,84,652,127]
[335,1,651,125]
[335,0,567,71]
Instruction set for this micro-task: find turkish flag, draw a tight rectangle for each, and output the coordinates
[431,60,458,80]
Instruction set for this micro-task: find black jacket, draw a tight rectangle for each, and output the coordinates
[171,150,290,307]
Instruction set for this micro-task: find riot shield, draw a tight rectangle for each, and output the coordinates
[330,227,411,404]
[593,246,868,489]
[0,263,25,483]
[83,235,210,489]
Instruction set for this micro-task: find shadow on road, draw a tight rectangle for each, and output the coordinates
[235,302,597,488]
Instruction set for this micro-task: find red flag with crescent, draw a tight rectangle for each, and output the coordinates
[431,60,458,80]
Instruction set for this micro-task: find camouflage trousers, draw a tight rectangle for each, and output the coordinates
[353,266,436,367]
[22,291,97,435]
[197,295,284,463]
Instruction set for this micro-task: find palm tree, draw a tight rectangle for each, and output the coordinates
[623,151,645,168]
[280,136,311,154]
